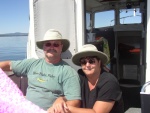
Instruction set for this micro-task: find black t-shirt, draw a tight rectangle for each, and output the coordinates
[78,69,124,113]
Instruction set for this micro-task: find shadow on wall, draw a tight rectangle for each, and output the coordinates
[61,50,72,59]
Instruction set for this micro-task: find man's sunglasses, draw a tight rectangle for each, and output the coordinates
[44,42,60,47]
[80,57,97,65]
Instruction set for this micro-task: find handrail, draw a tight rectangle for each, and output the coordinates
[141,81,150,92]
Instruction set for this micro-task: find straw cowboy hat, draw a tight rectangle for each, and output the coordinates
[36,29,70,52]
[72,44,109,66]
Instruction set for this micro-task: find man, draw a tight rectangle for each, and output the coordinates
[0,29,81,110]
[49,44,124,113]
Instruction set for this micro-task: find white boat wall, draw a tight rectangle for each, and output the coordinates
[27,0,82,59]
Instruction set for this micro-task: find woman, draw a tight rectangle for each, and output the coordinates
[48,44,124,113]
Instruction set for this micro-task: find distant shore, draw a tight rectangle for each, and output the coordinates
[0,33,28,37]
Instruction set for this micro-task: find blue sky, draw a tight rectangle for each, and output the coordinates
[0,0,29,34]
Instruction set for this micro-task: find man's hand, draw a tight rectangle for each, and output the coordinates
[47,102,69,113]
[47,97,80,113]
[47,97,69,113]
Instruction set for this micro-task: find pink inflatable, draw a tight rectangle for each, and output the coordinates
[0,68,47,113]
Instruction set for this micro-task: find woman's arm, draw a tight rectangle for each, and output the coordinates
[67,100,115,113]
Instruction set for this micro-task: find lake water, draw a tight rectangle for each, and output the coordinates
[0,36,27,61]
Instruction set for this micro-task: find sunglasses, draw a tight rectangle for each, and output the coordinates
[80,57,96,65]
[44,42,60,47]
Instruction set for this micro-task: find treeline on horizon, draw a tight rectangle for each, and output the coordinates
[0,32,28,37]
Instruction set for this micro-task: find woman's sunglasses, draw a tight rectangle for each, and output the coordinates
[44,42,60,47]
[80,56,97,65]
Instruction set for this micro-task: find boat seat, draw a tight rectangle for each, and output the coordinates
[119,79,141,111]
[9,74,28,96]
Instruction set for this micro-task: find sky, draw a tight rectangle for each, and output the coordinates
[0,0,141,34]
[0,0,29,34]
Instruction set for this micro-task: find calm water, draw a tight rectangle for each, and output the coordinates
[0,36,27,61]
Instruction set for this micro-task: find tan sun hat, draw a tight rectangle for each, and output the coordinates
[72,44,109,66]
[36,29,70,52]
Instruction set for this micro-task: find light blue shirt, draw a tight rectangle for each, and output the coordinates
[11,58,81,110]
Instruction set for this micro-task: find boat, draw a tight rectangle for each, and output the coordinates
[9,0,150,112]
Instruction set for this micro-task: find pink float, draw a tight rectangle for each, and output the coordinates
[0,68,47,113]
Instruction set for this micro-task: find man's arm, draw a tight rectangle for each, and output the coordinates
[0,61,11,71]
[53,97,81,107]
[47,97,81,113]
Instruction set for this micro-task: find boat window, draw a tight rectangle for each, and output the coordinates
[86,12,91,31]
[94,10,115,28]
[120,8,141,24]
